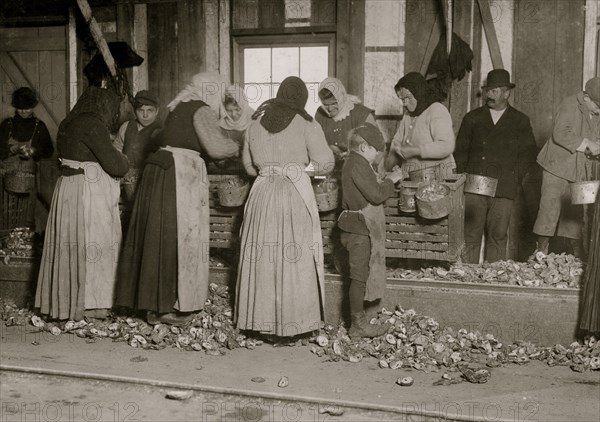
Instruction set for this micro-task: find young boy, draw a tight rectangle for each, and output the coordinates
[338,123,403,338]
[114,90,161,202]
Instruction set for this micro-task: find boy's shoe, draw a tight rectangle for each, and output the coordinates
[349,311,390,339]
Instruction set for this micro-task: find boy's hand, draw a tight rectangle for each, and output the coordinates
[387,168,403,184]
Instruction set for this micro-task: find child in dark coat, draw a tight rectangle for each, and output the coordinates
[338,123,403,338]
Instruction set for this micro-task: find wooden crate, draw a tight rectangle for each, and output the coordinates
[207,174,466,263]
[208,175,341,253]
[208,175,244,249]
[383,174,465,261]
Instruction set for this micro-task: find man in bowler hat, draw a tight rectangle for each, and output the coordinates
[455,69,537,263]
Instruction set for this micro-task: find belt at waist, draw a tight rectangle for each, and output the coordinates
[60,166,85,176]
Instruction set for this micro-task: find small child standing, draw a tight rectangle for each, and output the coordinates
[338,123,403,338]
[114,90,161,202]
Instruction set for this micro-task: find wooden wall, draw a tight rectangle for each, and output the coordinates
[513,0,585,147]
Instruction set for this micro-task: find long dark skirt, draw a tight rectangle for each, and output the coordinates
[580,161,600,334]
[115,150,178,313]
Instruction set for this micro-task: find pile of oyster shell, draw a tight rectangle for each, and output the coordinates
[1,285,598,372]
[389,252,584,288]
[309,306,600,373]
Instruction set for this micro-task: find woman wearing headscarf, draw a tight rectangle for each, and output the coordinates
[315,77,377,166]
[235,76,334,338]
[211,84,255,174]
[35,84,129,321]
[116,72,240,325]
[384,72,456,180]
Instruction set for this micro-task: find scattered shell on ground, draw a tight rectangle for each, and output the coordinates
[397,377,414,386]
[165,390,193,400]
[277,376,289,388]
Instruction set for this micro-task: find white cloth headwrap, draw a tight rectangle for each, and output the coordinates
[218,84,255,131]
[167,72,229,115]
[318,77,362,122]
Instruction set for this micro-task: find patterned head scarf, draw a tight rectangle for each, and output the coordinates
[252,76,312,134]
[219,84,255,131]
[167,72,229,114]
[59,86,120,131]
[318,77,361,122]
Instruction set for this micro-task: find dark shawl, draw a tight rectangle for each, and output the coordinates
[252,76,312,134]
[394,72,439,117]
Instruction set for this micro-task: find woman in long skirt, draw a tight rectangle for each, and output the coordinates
[235,76,334,337]
[35,86,128,321]
[579,156,600,335]
[115,72,240,325]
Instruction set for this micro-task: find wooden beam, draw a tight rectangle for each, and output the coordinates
[336,0,350,84]
[177,0,206,88]
[132,3,148,91]
[583,0,598,85]
[75,0,117,77]
[470,0,483,109]
[477,0,504,69]
[116,1,134,87]
[68,8,78,110]
[205,0,219,73]
[419,14,441,76]
[219,0,231,80]
[348,0,365,98]
[0,51,60,134]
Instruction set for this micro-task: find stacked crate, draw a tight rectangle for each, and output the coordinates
[383,174,465,261]
[207,174,466,263]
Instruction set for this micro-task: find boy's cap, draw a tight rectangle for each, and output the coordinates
[134,90,159,108]
[354,123,385,151]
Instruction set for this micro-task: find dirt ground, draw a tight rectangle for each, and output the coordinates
[1,324,599,422]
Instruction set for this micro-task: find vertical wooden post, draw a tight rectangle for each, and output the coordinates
[177,0,206,88]
[116,0,134,88]
[584,0,599,85]
[132,4,148,92]
[68,7,78,109]
[219,0,231,80]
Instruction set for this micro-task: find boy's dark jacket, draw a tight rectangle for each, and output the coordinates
[338,151,395,234]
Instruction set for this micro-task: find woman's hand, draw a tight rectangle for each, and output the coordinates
[393,143,420,159]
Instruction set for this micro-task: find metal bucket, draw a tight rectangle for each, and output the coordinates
[415,183,451,219]
[398,186,417,213]
[409,166,441,183]
[570,180,600,205]
[464,174,498,197]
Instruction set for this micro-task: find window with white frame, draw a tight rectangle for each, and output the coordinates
[233,34,335,116]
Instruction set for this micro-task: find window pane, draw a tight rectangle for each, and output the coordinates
[272,47,299,83]
[300,46,329,83]
[244,48,271,83]
[244,83,271,110]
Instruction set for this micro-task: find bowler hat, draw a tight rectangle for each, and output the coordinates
[354,123,385,152]
[134,90,159,108]
[483,69,515,89]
